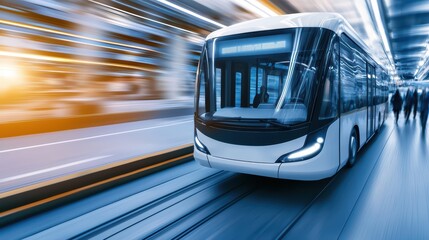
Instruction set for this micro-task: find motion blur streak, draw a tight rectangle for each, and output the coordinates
[157,0,227,28]
[89,0,199,35]
[0,26,141,54]
[0,51,151,71]
[0,60,23,91]
[0,19,159,53]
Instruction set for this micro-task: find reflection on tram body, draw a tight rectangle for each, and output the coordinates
[194,13,389,180]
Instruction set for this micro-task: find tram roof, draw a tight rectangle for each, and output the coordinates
[207,12,356,40]
[206,12,383,67]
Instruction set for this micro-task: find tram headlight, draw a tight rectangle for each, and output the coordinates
[194,135,210,154]
[277,127,327,163]
[284,141,323,161]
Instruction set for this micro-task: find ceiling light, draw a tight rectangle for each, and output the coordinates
[244,0,279,17]
[157,0,226,28]
[232,0,280,18]
[369,0,395,72]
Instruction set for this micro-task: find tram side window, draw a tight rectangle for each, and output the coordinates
[372,69,377,105]
[375,75,382,104]
[373,80,377,105]
[319,39,339,120]
[383,72,388,102]
[340,34,367,112]
[355,54,367,108]
[377,69,387,104]
[340,36,357,113]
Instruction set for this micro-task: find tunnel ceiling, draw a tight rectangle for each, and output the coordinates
[289,0,429,81]
[177,0,429,81]
[281,0,429,80]
[2,0,427,81]
[384,0,429,80]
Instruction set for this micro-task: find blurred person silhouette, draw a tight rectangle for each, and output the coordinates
[391,89,403,123]
[420,89,429,131]
[412,88,418,119]
[253,85,269,108]
[404,89,412,122]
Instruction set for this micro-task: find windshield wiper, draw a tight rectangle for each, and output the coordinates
[205,117,294,129]
[258,119,294,129]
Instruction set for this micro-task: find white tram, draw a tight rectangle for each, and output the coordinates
[194,13,389,180]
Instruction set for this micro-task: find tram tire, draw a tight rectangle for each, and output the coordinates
[346,130,358,168]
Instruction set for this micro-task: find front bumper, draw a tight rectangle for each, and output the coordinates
[194,148,338,181]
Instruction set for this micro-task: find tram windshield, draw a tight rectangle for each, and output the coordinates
[196,28,335,129]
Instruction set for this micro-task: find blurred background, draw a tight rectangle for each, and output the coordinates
[0,0,428,128]
[1,1,429,236]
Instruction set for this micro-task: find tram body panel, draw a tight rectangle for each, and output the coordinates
[195,129,305,164]
[278,120,339,180]
[195,120,340,180]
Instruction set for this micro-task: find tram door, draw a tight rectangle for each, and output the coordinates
[266,71,281,104]
[231,63,249,107]
[367,64,376,137]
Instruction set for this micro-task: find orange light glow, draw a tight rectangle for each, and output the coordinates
[0,61,23,91]
[0,51,151,71]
